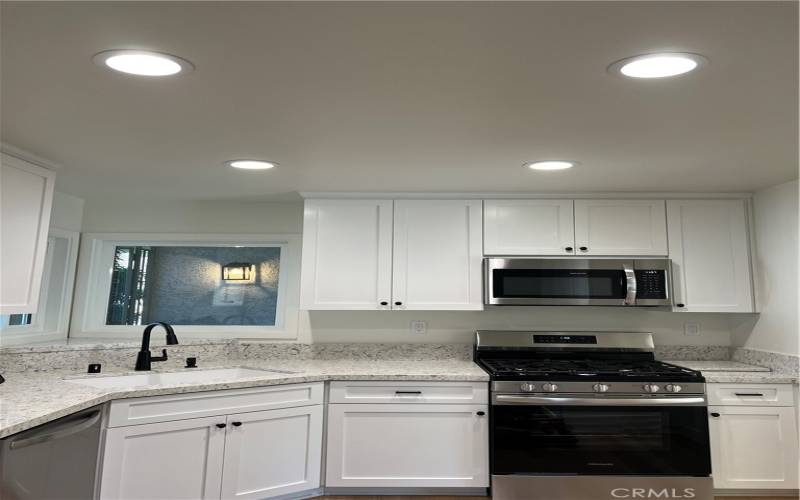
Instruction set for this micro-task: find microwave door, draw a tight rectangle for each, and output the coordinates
[486,259,648,306]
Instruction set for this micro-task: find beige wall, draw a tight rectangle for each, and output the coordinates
[81,199,302,234]
[734,179,799,355]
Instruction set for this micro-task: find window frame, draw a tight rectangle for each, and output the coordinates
[0,228,81,346]
[70,233,300,340]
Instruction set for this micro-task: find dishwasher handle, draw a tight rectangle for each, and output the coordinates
[8,410,102,450]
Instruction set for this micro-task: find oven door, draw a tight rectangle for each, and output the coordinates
[491,394,711,476]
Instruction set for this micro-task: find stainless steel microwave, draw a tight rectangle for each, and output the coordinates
[484,258,672,307]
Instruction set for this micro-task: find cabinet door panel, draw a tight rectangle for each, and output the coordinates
[300,200,393,309]
[0,154,55,314]
[220,406,323,500]
[484,200,575,255]
[392,200,482,310]
[326,403,489,488]
[667,200,753,312]
[709,405,799,490]
[100,416,225,500]
[574,200,667,256]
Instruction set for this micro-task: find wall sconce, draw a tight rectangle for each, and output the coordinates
[222,262,253,281]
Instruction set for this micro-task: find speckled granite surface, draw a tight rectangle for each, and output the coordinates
[731,347,800,375]
[0,357,489,438]
[666,360,798,384]
[653,345,730,361]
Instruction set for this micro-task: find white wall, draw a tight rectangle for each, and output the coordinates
[734,180,799,355]
[300,309,744,346]
[51,191,85,232]
[77,198,749,347]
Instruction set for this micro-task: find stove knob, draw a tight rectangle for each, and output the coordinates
[665,384,682,393]
[542,383,558,393]
[643,384,660,393]
[520,382,536,392]
[593,383,610,393]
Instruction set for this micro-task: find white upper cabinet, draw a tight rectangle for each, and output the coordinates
[667,200,754,312]
[392,200,483,310]
[300,199,393,310]
[574,200,668,256]
[301,198,483,311]
[0,153,56,314]
[483,200,575,255]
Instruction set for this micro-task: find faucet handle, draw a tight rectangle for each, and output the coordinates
[151,349,168,362]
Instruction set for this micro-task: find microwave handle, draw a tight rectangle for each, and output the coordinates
[623,264,637,305]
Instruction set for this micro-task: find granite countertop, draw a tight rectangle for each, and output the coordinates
[665,360,799,384]
[0,358,489,438]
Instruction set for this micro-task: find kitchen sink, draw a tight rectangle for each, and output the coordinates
[64,367,293,389]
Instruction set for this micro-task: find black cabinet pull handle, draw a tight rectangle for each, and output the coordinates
[379,301,388,306]
[565,247,573,252]
[579,246,588,251]
[476,411,486,416]
[232,421,243,427]
[676,303,685,308]
[395,391,422,395]
[394,301,403,306]
[734,393,765,397]
[215,423,227,428]
[710,412,720,418]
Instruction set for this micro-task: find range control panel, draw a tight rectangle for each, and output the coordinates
[533,334,598,344]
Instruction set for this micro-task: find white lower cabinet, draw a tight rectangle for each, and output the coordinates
[101,416,227,500]
[325,403,489,488]
[220,406,323,500]
[708,383,799,491]
[99,383,324,500]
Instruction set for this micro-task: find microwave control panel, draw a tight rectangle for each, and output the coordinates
[635,270,667,299]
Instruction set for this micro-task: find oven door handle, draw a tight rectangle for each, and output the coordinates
[492,395,707,406]
[623,263,637,306]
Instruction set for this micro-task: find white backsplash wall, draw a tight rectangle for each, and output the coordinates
[300,308,753,346]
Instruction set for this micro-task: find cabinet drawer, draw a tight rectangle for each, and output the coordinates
[329,381,488,404]
[707,383,794,407]
[108,382,324,427]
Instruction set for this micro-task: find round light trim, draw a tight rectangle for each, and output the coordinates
[609,52,707,79]
[226,160,277,170]
[525,160,576,171]
[93,50,194,76]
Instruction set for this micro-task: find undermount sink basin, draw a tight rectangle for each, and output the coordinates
[65,367,288,389]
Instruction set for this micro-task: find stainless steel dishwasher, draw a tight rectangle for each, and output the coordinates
[0,404,106,500]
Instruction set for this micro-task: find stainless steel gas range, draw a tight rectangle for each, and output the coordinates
[474,331,713,500]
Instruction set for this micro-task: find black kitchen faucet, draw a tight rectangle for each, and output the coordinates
[134,322,178,371]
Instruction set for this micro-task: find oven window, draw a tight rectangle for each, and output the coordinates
[493,269,626,299]
[492,405,710,476]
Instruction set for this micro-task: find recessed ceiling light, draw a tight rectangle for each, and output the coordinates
[93,50,194,76]
[524,160,576,171]
[608,52,707,79]
[226,160,277,170]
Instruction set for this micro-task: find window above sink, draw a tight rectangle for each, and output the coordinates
[71,233,301,341]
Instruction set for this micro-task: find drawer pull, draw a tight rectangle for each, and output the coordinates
[734,393,765,397]
[395,391,422,395]
[710,412,720,418]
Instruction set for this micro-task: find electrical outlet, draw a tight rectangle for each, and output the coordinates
[410,320,427,335]
[684,323,701,336]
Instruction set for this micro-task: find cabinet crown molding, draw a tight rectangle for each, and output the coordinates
[299,192,753,200]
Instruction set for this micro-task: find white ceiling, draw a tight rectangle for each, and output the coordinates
[1,1,797,201]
